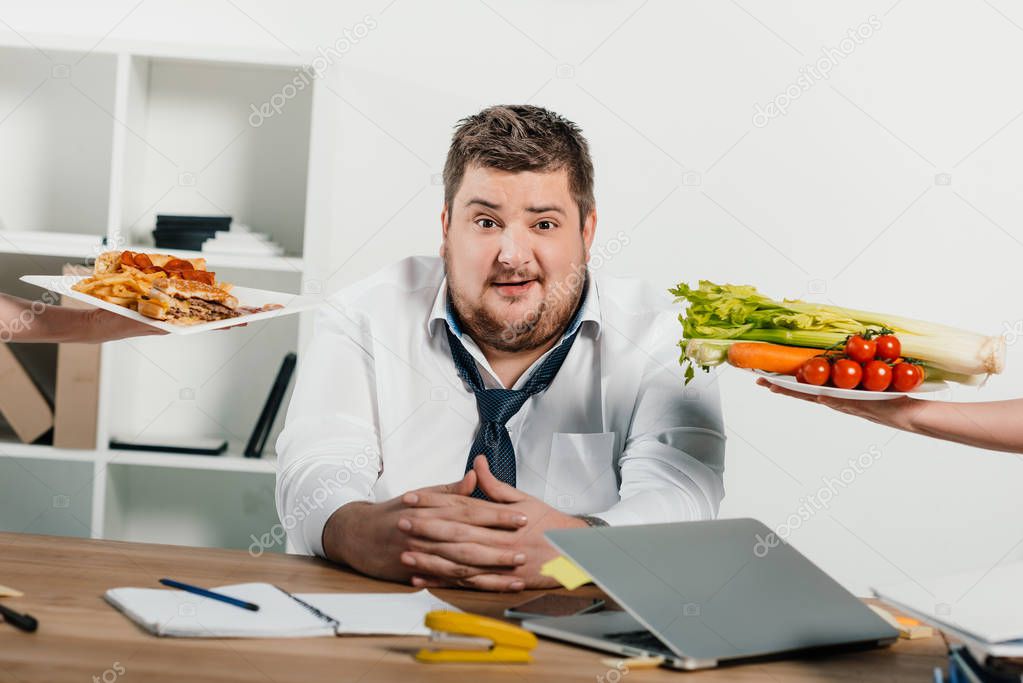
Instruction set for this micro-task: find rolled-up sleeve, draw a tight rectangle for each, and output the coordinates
[275,300,383,557]
[595,313,726,526]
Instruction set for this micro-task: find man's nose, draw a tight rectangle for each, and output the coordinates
[497,225,532,269]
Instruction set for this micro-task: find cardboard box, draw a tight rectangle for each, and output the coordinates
[0,343,53,443]
[53,264,101,449]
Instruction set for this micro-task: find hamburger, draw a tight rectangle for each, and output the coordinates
[137,277,240,325]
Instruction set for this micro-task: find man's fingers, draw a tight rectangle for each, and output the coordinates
[403,493,528,529]
[460,573,526,592]
[410,575,447,588]
[405,470,477,504]
[410,573,525,592]
[399,551,497,580]
[472,455,524,503]
[405,539,526,568]
[397,515,512,545]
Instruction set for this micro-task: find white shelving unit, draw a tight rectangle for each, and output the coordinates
[0,33,338,552]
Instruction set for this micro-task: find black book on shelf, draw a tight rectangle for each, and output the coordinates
[244,352,297,459]
[153,214,233,251]
[152,230,221,251]
[156,214,233,230]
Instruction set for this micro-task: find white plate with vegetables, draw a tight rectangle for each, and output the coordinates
[752,370,948,401]
[671,280,1004,395]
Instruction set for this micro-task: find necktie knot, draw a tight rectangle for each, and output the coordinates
[475,388,530,425]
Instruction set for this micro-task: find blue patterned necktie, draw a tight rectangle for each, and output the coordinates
[445,320,581,499]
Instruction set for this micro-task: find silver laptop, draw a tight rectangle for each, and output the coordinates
[523,519,898,670]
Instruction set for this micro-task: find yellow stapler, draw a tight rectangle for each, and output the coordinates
[415,610,538,664]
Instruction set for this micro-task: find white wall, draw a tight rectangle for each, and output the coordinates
[4,0,1022,596]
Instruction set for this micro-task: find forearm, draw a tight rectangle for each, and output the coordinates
[0,294,83,343]
[321,501,372,566]
[906,399,1023,454]
[1,293,163,343]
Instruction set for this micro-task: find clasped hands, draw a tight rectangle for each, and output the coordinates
[323,455,587,591]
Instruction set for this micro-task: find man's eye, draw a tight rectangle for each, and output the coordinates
[476,218,497,229]
[536,220,555,230]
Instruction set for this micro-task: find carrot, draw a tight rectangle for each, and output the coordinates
[727,342,824,375]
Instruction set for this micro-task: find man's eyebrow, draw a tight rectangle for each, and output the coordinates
[525,205,565,215]
[465,198,501,210]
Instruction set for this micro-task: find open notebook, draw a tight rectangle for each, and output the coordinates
[105,583,458,638]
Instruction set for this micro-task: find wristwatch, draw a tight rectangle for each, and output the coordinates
[576,515,609,528]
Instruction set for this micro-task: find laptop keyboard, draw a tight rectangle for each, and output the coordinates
[602,629,677,658]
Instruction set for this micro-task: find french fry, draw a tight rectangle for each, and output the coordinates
[74,273,131,292]
[98,295,136,306]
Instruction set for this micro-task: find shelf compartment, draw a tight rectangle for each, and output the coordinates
[116,55,313,258]
[0,456,93,538]
[0,47,117,235]
[103,464,282,552]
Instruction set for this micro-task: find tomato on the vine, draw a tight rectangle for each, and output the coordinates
[845,335,876,364]
[799,358,831,386]
[861,360,892,391]
[875,334,901,362]
[892,362,924,392]
[831,359,863,389]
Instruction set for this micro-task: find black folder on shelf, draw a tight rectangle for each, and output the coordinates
[244,352,297,459]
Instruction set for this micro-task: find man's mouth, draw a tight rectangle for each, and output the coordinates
[491,279,538,297]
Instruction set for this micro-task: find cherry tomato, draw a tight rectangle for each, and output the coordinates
[861,360,892,391]
[845,335,877,363]
[875,334,901,362]
[831,359,863,389]
[795,363,807,383]
[892,363,924,392]
[799,357,831,386]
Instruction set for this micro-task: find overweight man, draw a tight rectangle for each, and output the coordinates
[276,105,725,591]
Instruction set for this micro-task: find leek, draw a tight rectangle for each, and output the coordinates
[670,280,1005,384]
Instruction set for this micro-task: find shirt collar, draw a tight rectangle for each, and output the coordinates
[427,271,602,341]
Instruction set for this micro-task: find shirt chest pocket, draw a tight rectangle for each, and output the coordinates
[543,432,620,515]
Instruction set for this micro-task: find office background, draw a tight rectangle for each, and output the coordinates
[0,0,1020,597]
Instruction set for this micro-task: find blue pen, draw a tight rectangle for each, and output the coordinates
[159,578,260,612]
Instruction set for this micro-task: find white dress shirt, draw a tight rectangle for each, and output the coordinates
[276,256,726,557]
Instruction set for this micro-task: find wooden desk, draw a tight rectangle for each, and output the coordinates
[0,532,946,682]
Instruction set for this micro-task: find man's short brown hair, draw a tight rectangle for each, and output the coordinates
[443,105,595,226]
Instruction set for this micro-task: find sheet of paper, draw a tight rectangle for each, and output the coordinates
[299,589,458,636]
[872,560,1023,644]
[540,556,592,590]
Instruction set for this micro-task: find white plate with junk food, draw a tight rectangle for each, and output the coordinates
[752,370,948,401]
[21,250,323,335]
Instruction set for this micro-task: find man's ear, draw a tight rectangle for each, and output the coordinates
[440,204,450,257]
[582,209,597,263]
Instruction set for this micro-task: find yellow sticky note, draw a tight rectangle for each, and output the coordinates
[0,584,23,598]
[540,556,591,590]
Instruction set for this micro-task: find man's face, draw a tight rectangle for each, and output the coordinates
[441,164,596,353]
